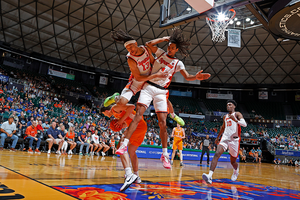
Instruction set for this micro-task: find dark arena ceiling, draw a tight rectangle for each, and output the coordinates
[0,0,300,85]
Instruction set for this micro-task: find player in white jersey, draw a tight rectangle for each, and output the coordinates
[116,28,211,169]
[104,29,185,126]
[202,100,247,184]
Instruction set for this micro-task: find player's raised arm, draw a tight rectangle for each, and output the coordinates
[228,112,247,127]
[145,36,170,54]
[180,69,211,81]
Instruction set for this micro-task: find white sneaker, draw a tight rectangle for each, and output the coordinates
[231,170,239,181]
[68,150,72,155]
[47,150,51,154]
[101,152,106,157]
[91,152,94,156]
[135,176,142,184]
[202,173,212,184]
[120,174,138,192]
[95,152,99,156]
[56,151,61,155]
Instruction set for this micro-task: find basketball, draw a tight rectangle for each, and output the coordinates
[110,119,122,132]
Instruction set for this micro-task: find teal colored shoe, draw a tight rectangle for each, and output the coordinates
[170,114,185,126]
[104,92,120,107]
[79,152,83,156]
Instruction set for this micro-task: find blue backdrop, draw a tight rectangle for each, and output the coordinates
[135,146,237,162]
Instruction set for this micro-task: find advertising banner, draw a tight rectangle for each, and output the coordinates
[206,93,233,100]
[179,113,205,119]
[275,150,300,157]
[48,69,75,80]
[135,146,236,162]
[0,75,9,83]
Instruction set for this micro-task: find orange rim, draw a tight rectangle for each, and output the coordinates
[206,9,236,22]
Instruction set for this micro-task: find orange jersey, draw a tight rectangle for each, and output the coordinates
[112,108,147,147]
[173,127,184,141]
[66,131,75,139]
[112,109,137,127]
[25,126,37,137]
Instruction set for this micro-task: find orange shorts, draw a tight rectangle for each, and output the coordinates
[173,139,183,150]
[129,119,147,147]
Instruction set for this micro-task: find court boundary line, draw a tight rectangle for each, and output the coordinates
[0,165,81,200]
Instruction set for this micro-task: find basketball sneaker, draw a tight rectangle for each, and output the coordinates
[35,149,41,154]
[101,151,106,157]
[135,176,142,184]
[104,92,119,107]
[160,154,171,169]
[231,170,239,181]
[95,152,99,156]
[202,173,212,184]
[116,144,127,155]
[28,148,33,153]
[169,114,185,126]
[120,173,138,192]
[180,162,184,166]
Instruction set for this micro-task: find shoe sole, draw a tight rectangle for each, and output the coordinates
[120,176,138,192]
[202,174,212,184]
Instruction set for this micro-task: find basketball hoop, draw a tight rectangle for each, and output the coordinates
[206,9,236,43]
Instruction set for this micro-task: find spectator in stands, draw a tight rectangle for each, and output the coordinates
[295,160,299,167]
[64,126,76,155]
[275,123,280,128]
[249,129,255,137]
[239,148,246,162]
[274,157,281,165]
[0,114,18,151]
[46,121,63,154]
[109,135,116,157]
[25,120,41,153]
[42,120,50,131]
[77,127,90,156]
[244,131,250,137]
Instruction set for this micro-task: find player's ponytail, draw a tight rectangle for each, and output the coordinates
[111,29,135,43]
[169,28,190,57]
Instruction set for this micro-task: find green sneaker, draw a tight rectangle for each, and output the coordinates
[79,152,83,156]
[103,92,120,107]
[85,153,89,156]
[170,114,185,126]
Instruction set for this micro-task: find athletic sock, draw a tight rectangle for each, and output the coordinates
[208,170,214,178]
[234,167,239,173]
[123,138,129,147]
[134,171,139,176]
[125,167,132,177]
[179,150,183,160]
[162,148,168,157]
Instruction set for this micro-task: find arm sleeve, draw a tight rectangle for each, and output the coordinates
[237,118,247,127]
[176,61,185,72]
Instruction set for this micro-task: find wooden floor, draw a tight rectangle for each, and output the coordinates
[0,150,299,199]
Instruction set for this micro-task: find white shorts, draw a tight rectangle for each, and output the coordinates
[219,134,240,158]
[121,79,143,101]
[138,83,168,112]
[46,138,62,144]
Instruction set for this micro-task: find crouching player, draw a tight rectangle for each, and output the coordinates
[100,103,147,191]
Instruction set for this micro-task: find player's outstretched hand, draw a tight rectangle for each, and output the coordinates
[156,69,168,78]
[196,70,211,80]
[163,36,170,42]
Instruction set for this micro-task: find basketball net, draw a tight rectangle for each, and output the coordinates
[206,9,236,43]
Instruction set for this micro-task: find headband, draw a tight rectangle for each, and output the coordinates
[124,40,137,47]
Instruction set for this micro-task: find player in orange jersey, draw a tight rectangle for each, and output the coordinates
[171,123,185,166]
[100,102,147,192]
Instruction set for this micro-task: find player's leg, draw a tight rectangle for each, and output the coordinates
[206,147,210,165]
[171,143,177,165]
[116,88,151,155]
[167,99,185,126]
[200,147,205,164]
[104,86,133,107]
[228,138,240,181]
[118,140,138,192]
[178,141,184,166]
[202,144,225,184]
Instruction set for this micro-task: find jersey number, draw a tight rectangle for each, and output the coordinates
[227,121,232,127]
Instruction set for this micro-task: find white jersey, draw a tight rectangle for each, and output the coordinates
[126,45,152,92]
[223,112,241,137]
[150,48,185,88]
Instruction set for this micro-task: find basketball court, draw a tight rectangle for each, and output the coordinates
[0,151,299,199]
[0,0,300,199]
